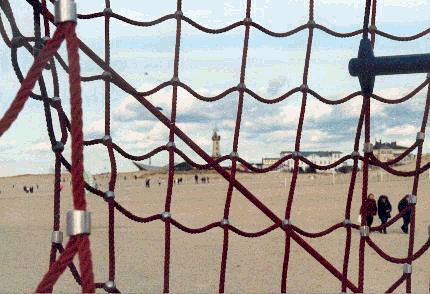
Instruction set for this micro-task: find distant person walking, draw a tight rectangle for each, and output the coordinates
[398,194,412,234]
[360,193,377,227]
[377,195,392,234]
[194,174,199,184]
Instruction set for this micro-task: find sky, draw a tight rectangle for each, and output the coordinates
[0,0,430,177]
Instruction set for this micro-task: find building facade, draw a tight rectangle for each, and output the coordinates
[372,140,414,165]
[280,151,343,172]
[261,157,281,170]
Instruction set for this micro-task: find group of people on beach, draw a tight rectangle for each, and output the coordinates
[23,185,38,194]
[142,177,185,188]
[194,174,210,184]
[360,193,413,234]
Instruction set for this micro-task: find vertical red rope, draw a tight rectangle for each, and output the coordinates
[108,199,115,281]
[357,0,375,290]
[370,0,377,48]
[41,0,50,37]
[219,1,252,292]
[358,95,371,292]
[281,1,314,291]
[66,24,86,211]
[65,21,95,292]
[404,57,430,294]
[102,0,117,283]
[341,106,365,292]
[163,0,183,291]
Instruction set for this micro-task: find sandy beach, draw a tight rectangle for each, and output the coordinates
[0,169,428,293]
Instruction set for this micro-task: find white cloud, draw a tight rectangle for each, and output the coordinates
[374,87,411,100]
[185,9,212,19]
[341,97,386,118]
[146,122,170,142]
[114,83,208,122]
[267,130,296,140]
[380,0,426,7]
[278,98,333,124]
[264,128,328,144]
[31,142,51,152]
[383,124,418,136]
[120,130,149,143]
[86,119,106,134]
[0,140,16,150]
[219,120,236,129]
[396,139,415,148]
[304,129,329,142]
[118,122,169,151]
[305,100,333,120]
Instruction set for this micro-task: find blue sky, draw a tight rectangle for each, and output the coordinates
[0,0,429,177]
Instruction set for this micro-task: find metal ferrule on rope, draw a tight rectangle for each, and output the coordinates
[54,0,77,24]
[66,210,91,236]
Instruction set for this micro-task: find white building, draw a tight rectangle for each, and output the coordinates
[262,157,282,170]
[280,151,343,172]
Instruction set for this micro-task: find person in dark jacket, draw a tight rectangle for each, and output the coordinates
[398,194,412,234]
[360,193,378,227]
[377,195,392,234]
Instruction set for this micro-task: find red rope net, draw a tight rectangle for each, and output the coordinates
[0,0,429,292]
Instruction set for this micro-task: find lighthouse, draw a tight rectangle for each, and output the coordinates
[212,128,221,158]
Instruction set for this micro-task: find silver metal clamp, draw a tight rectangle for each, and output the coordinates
[408,194,417,205]
[166,141,175,149]
[416,131,425,142]
[282,218,291,228]
[343,219,352,226]
[229,152,239,159]
[220,219,229,226]
[104,190,115,201]
[102,135,112,145]
[161,211,171,220]
[66,210,91,236]
[363,143,373,154]
[51,231,64,244]
[360,226,369,237]
[403,263,412,274]
[104,280,116,290]
[54,0,77,24]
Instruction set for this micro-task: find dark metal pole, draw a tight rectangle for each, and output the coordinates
[348,37,430,96]
[349,53,430,77]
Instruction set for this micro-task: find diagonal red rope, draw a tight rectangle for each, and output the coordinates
[0,24,65,136]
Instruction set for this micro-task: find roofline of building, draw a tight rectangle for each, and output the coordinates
[280,151,342,154]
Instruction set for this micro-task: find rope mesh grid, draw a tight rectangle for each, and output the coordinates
[0,0,429,292]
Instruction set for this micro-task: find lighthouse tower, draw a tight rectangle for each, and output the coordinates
[212,128,221,158]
